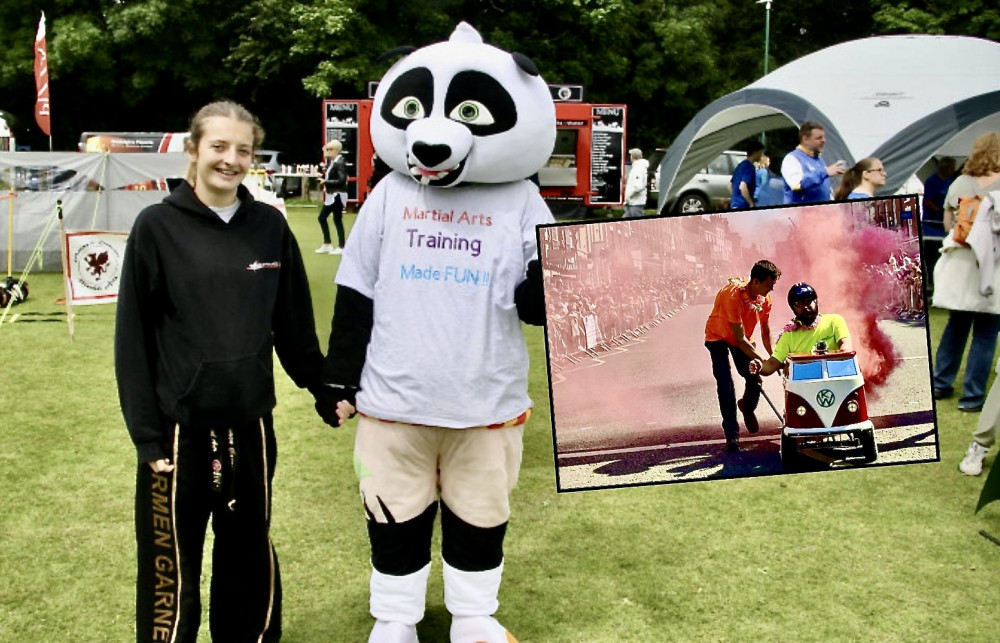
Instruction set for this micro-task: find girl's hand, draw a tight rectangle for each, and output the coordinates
[147,458,175,473]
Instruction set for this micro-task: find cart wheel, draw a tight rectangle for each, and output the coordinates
[860,429,878,463]
[780,432,801,469]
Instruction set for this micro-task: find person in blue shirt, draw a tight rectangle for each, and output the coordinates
[753,154,770,201]
[730,141,765,209]
[921,156,957,288]
[780,121,846,204]
[922,157,956,238]
[753,154,785,207]
[833,157,886,200]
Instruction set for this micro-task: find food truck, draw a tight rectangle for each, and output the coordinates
[322,86,626,210]
[78,132,188,154]
[77,132,190,191]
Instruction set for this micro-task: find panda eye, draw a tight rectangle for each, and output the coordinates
[449,101,494,126]
[391,97,426,120]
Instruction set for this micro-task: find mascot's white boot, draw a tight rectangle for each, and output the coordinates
[443,561,516,643]
[369,563,431,643]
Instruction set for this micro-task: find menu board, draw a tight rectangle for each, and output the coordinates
[589,106,625,205]
[325,101,360,201]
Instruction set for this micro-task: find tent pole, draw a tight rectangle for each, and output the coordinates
[763,1,771,77]
[3,189,15,277]
[57,200,75,341]
[759,0,773,148]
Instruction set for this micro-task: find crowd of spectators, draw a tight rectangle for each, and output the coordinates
[544,264,734,368]
[862,248,924,323]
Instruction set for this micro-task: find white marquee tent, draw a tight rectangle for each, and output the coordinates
[0,152,186,271]
[656,35,1000,213]
[1,152,284,272]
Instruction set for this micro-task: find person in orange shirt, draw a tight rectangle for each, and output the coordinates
[704,260,781,452]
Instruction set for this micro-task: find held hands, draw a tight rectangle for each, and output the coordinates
[312,384,358,428]
[827,161,846,177]
[748,358,763,376]
[335,400,357,424]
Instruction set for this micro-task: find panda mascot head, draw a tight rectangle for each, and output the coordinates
[371,22,556,188]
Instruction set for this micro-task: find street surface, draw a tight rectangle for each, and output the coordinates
[549,302,938,491]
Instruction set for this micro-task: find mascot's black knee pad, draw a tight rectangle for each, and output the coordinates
[367,501,437,575]
[440,501,507,571]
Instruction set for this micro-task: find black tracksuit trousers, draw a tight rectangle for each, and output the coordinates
[135,416,281,642]
[317,196,345,247]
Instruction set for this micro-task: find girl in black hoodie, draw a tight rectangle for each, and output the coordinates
[115,100,334,642]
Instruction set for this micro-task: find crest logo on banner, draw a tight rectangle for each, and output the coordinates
[64,231,127,304]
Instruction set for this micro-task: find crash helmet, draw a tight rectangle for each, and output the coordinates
[787,282,817,309]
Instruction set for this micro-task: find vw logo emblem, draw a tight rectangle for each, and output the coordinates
[816,389,836,408]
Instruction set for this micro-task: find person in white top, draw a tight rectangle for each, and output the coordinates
[316,139,349,254]
[623,148,649,217]
[941,133,1000,474]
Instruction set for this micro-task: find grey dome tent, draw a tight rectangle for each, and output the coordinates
[656,35,1000,213]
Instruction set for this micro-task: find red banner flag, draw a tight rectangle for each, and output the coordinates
[33,12,51,137]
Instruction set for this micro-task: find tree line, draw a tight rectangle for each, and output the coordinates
[0,0,996,162]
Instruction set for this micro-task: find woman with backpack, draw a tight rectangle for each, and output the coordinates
[931,132,1000,417]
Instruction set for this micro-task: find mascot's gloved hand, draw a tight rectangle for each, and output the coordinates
[526,257,541,284]
[311,384,358,428]
[515,259,546,326]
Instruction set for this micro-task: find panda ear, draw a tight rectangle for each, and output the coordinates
[377,46,417,63]
[511,52,540,77]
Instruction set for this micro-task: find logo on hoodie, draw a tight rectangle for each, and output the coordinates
[246,261,281,272]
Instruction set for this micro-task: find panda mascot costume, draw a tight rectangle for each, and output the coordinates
[317,22,555,643]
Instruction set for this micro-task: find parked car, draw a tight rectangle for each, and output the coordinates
[647,149,745,214]
[780,349,878,469]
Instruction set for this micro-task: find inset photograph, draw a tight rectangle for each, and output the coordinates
[540,197,938,492]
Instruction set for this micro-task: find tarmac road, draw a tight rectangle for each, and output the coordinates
[549,302,938,491]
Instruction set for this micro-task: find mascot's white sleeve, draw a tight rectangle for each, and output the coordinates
[521,185,553,266]
[335,181,388,298]
[514,185,554,326]
[320,179,389,390]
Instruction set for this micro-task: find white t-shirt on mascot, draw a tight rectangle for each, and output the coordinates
[334,21,556,428]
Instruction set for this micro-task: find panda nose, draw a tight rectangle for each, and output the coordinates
[411,142,452,168]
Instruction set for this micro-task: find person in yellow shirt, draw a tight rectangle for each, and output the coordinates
[750,283,853,378]
[704,260,781,452]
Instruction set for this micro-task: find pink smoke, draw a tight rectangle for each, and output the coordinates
[770,204,907,397]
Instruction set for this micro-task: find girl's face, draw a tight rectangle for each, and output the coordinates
[865,163,887,188]
[189,116,254,206]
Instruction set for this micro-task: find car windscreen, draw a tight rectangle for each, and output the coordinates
[826,358,858,378]
[790,360,823,381]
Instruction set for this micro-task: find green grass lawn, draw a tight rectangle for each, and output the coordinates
[1,203,998,642]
